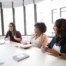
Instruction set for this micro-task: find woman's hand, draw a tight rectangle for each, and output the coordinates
[14,36,21,42]
[47,48,59,57]
[41,45,46,53]
[5,36,10,41]
[24,43,28,45]
[14,36,17,40]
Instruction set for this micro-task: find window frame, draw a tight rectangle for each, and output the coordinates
[0,8,2,35]
[14,6,25,35]
[60,7,66,18]
[25,4,35,35]
[3,8,13,35]
[51,9,57,24]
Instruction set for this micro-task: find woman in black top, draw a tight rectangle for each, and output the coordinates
[41,18,66,59]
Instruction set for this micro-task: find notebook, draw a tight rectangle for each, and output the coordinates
[13,53,29,61]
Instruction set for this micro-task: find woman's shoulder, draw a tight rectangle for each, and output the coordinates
[30,34,37,39]
[16,31,21,35]
[42,33,48,38]
[6,31,10,34]
[16,31,21,33]
[31,33,48,38]
[32,34,36,36]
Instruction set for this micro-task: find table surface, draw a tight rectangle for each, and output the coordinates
[0,41,66,66]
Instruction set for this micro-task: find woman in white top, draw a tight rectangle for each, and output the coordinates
[24,22,48,48]
[41,18,66,59]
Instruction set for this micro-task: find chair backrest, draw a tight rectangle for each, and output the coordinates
[0,36,52,44]
[22,36,52,44]
[21,36,31,44]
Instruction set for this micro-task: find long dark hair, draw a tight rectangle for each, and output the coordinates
[55,18,66,46]
[9,23,16,36]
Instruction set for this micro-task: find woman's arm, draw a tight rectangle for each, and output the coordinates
[41,37,55,53]
[27,34,36,44]
[46,48,66,59]
[40,34,48,48]
[43,34,48,46]
[60,53,66,59]
[14,36,21,42]
[24,34,35,45]
[5,31,10,40]
[14,31,22,42]
[5,36,10,40]
[48,37,55,48]
[5,31,9,38]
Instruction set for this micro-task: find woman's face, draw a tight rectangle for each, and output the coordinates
[53,24,57,34]
[34,27,41,34]
[9,24,13,32]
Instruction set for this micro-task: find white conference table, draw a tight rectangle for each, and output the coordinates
[0,41,66,66]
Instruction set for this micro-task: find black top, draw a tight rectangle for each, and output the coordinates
[48,37,66,53]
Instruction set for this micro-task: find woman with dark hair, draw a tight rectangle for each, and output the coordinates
[5,23,22,43]
[24,22,48,48]
[41,18,66,59]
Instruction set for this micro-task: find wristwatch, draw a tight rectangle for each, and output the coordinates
[59,53,62,57]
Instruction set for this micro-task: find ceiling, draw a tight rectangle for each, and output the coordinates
[0,0,43,8]
[0,0,21,2]
[0,0,43,3]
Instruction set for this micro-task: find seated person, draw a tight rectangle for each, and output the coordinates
[41,18,66,59]
[5,23,22,43]
[24,22,48,48]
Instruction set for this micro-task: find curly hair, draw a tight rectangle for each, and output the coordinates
[34,22,47,33]
[55,18,66,46]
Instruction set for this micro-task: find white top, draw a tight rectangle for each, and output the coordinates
[53,44,61,53]
[31,37,40,47]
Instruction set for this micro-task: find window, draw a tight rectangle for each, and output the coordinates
[36,2,44,22]
[52,9,58,23]
[36,1,53,36]
[40,12,44,22]
[0,9,2,35]
[26,4,35,35]
[3,8,13,35]
[15,7,24,35]
[60,7,66,19]
[52,32,55,36]
[51,9,60,36]
[51,0,57,1]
